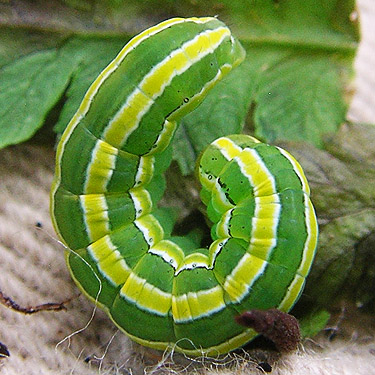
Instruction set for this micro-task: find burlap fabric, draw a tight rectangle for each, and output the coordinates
[1,1,375,373]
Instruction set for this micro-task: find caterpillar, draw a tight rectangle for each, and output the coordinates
[50,17,318,356]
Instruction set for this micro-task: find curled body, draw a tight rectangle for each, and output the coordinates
[50,17,318,356]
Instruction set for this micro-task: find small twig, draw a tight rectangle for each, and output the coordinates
[0,290,71,315]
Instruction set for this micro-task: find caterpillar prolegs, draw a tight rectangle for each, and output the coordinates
[50,17,318,356]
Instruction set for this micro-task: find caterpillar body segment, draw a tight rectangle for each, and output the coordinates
[50,17,317,356]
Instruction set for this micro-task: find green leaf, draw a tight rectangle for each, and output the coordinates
[299,309,330,339]
[279,123,375,310]
[174,58,258,175]
[0,0,359,159]
[0,36,129,148]
[173,47,290,175]
[172,0,358,172]
[0,29,65,68]
[222,0,358,52]
[0,50,73,149]
[253,53,348,147]
[53,37,128,133]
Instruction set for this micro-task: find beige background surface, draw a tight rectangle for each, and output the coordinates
[1,1,375,374]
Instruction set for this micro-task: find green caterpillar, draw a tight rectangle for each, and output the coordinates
[50,17,318,356]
